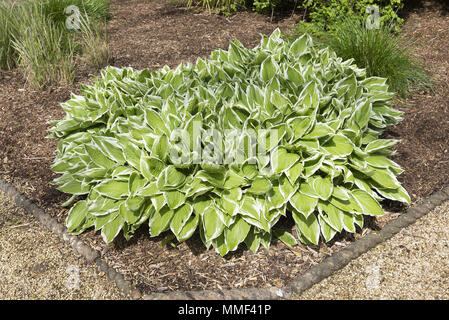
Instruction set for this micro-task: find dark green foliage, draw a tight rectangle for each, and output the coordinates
[300,0,404,32]
[179,0,404,21]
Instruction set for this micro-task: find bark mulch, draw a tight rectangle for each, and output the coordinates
[0,0,448,295]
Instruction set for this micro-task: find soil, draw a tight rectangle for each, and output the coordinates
[0,0,448,294]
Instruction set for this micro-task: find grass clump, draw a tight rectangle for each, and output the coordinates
[78,14,110,70]
[12,1,76,88]
[0,0,110,88]
[0,1,18,69]
[323,16,430,96]
[294,15,430,96]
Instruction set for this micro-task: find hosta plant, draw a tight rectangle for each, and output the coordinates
[49,29,409,256]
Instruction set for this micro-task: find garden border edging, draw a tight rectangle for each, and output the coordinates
[1,177,448,300]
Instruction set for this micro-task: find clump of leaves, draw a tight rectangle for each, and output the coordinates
[49,29,409,256]
[300,0,404,32]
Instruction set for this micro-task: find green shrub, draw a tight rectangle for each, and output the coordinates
[314,15,430,96]
[301,0,404,32]
[252,0,280,14]
[49,29,409,256]
[179,0,402,21]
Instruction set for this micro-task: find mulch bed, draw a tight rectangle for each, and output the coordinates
[0,0,448,294]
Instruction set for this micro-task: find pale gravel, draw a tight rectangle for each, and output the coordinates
[297,200,449,300]
[0,192,125,300]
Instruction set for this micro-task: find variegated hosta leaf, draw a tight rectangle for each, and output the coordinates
[50,28,409,256]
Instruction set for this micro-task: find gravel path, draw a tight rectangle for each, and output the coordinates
[297,201,449,300]
[0,192,124,299]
